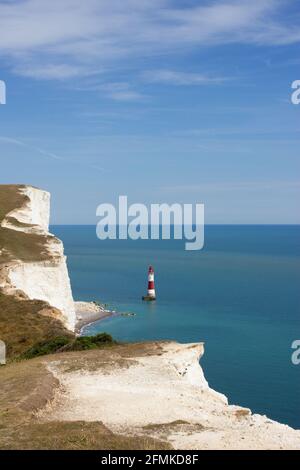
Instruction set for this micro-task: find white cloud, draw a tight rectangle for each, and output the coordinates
[0,0,299,81]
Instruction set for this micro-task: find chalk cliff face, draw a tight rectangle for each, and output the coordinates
[0,185,75,331]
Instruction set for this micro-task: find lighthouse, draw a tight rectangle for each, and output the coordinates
[142,265,156,301]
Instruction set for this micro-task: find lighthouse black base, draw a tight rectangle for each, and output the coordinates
[142,295,156,301]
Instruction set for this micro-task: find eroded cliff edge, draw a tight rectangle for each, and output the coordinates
[0,185,75,356]
[1,341,300,450]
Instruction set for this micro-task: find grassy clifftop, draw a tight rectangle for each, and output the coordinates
[0,184,54,265]
[0,291,73,358]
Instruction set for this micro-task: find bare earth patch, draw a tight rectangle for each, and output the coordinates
[0,352,171,450]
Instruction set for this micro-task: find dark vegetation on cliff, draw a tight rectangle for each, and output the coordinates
[21,332,116,359]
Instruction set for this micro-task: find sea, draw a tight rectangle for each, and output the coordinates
[51,225,300,429]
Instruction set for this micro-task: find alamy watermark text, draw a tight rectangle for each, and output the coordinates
[0,80,6,105]
[291,340,300,365]
[291,80,300,105]
[96,196,204,251]
[0,340,6,365]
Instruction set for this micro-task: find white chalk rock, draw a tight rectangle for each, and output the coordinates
[1,186,76,331]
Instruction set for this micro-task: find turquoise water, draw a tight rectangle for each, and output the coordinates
[51,225,300,429]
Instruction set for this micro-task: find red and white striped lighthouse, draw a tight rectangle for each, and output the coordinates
[142,265,156,301]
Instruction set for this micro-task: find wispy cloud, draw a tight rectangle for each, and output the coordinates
[0,136,63,160]
[161,180,300,193]
[0,136,106,171]
[0,0,299,81]
[172,126,300,137]
[94,82,146,101]
[13,64,87,80]
[142,70,228,86]
[73,81,146,101]
[108,90,145,102]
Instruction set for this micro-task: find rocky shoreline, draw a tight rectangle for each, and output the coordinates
[74,301,114,334]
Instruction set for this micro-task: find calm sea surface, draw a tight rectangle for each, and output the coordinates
[51,225,300,429]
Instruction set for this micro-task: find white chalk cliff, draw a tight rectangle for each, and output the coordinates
[41,342,300,450]
[0,185,76,330]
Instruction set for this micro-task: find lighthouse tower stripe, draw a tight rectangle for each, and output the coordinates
[147,266,156,297]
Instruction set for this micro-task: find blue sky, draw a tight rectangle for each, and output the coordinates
[0,0,299,224]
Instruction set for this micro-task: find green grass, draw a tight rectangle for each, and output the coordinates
[62,333,116,351]
[20,333,116,359]
[20,336,72,359]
